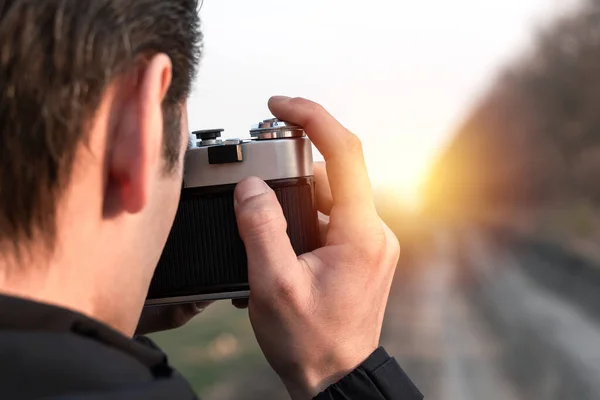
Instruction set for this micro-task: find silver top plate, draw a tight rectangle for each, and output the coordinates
[184,136,314,188]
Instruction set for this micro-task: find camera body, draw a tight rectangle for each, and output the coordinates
[145,119,320,306]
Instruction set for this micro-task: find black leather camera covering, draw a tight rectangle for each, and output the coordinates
[147,177,320,301]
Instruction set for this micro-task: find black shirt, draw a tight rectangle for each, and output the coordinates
[0,295,423,399]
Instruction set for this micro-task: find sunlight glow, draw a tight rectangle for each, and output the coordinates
[188,0,575,208]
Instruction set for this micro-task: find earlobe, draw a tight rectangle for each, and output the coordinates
[103,54,173,218]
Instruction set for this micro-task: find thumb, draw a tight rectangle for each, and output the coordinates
[234,177,299,292]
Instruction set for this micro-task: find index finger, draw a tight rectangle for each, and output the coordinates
[268,96,376,216]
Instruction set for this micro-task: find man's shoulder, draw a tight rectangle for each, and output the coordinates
[0,295,198,399]
[0,330,198,399]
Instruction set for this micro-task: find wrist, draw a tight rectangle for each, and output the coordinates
[284,368,349,400]
[281,345,378,400]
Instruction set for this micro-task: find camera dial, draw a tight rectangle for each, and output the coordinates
[250,118,304,140]
[194,129,224,146]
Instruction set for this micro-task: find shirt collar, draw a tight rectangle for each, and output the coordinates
[0,294,166,369]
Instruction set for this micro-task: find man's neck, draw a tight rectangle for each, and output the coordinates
[0,257,138,337]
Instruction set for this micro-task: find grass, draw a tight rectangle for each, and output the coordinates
[150,301,267,396]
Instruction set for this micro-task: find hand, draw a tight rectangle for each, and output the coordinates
[233,97,400,399]
[135,302,212,335]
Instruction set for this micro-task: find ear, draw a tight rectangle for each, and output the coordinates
[104,54,173,217]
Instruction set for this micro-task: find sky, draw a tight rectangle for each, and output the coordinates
[187,0,578,207]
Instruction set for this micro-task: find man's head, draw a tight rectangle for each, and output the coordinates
[0,0,202,334]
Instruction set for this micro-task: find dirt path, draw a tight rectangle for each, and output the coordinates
[204,229,600,399]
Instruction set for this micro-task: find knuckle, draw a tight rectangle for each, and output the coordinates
[245,206,278,228]
[346,133,364,156]
[353,225,391,268]
[291,97,323,112]
[256,275,303,314]
[289,96,307,105]
[291,97,329,122]
[385,226,401,263]
[242,209,287,240]
[237,195,287,239]
[391,236,401,264]
[273,275,297,301]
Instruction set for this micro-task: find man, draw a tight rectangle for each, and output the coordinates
[0,1,423,399]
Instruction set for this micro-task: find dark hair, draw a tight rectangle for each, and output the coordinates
[0,0,202,251]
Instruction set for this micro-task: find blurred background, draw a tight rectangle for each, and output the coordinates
[150,0,600,398]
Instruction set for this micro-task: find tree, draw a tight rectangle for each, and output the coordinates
[424,0,600,216]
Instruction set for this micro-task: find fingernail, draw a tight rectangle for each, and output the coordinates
[270,95,291,103]
[235,177,271,205]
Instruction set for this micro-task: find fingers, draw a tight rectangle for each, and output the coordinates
[234,177,301,295]
[135,302,212,335]
[232,298,249,309]
[315,162,333,215]
[269,96,376,216]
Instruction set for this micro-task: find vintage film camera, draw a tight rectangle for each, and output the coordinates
[146,119,320,306]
